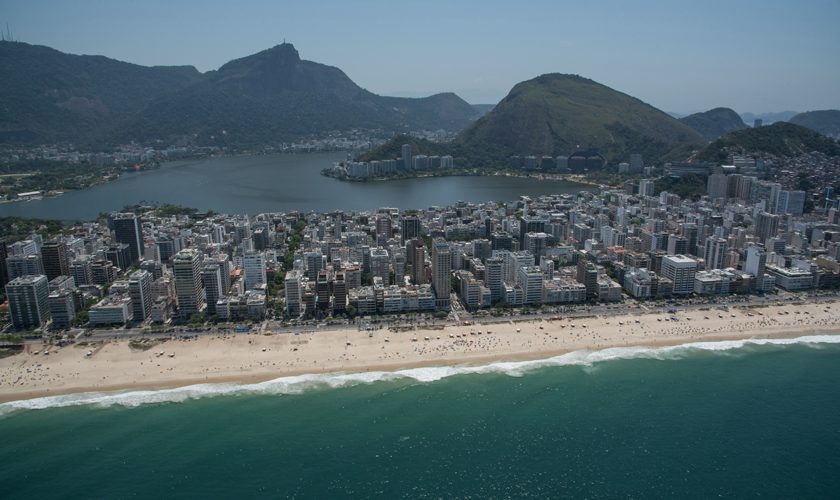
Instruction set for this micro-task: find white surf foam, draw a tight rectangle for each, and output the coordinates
[2,334,838,415]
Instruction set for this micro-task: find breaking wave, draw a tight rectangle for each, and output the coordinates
[2,334,839,414]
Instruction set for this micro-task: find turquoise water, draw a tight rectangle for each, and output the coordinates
[2,338,839,498]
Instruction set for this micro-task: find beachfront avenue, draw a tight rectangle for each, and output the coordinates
[4,182,840,386]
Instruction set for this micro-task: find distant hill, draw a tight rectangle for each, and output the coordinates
[0,41,201,145]
[739,111,799,125]
[679,107,747,141]
[695,122,840,163]
[789,110,840,139]
[471,104,496,117]
[365,74,705,167]
[452,73,704,164]
[0,42,478,147]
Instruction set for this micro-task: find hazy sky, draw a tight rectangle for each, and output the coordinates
[4,0,839,113]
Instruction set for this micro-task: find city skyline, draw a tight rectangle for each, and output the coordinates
[3,0,839,113]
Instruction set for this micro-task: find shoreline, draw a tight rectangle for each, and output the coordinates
[322,167,600,187]
[1,300,838,404]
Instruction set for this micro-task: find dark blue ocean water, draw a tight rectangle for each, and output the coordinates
[1,339,839,498]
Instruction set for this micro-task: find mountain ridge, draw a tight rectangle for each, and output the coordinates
[364,73,705,167]
[0,41,479,147]
[453,73,705,164]
[789,110,840,140]
[679,107,747,141]
[695,122,840,163]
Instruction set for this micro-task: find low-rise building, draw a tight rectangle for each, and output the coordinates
[89,296,133,326]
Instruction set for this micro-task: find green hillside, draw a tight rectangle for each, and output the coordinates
[680,107,747,141]
[453,74,704,164]
[789,110,840,139]
[358,135,452,162]
[696,122,840,163]
[0,41,201,146]
[0,42,478,148]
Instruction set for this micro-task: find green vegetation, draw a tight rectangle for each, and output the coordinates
[1,41,478,148]
[156,204,200,217]
[128,338,164,351]
[0,40,201,147]
[0,216,65,241]
[451,73,704,164]
[187,313,206,327]
[789,110,840,139]
[270,219,307,300]
[583,170,642,186]
[0,159,139,198]
[359,135,451,162]
[0,334,23,344]
[365,74,705,168]
[654,174,708,201]
[696,122,840,163]
[679,107,747,142]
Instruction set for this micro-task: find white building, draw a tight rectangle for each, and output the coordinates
[89,296,133,325]
[242,252,267,291]
[661,255,698,295]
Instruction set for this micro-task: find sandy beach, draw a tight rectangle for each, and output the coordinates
[2,300,838,403]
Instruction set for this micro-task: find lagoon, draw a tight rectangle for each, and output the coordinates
[0,153,591,220]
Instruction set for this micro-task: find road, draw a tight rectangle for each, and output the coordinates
[28,290,840,345]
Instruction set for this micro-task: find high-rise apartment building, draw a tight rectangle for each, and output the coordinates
[6,254,44,280]
[285,270,303,317]
[703,236,729,270]
[128,269,153,322]
[432,238,452,309]
[6,275,50,330]
[202,264,223,316]
[113,213,143,264]
[401,216,421,243]
[40,240,70,281]
[172,249,205,320]
[242,252,267,291]
[48,289,76,329]
[661,255,698,295]
[408,239,426,285]
[755,212,780,244]
[401,144,412,171]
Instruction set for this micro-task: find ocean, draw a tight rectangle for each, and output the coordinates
[2,336,839,498]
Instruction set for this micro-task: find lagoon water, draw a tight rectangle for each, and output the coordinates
[2,338,839,498]
[0,153,589,220]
